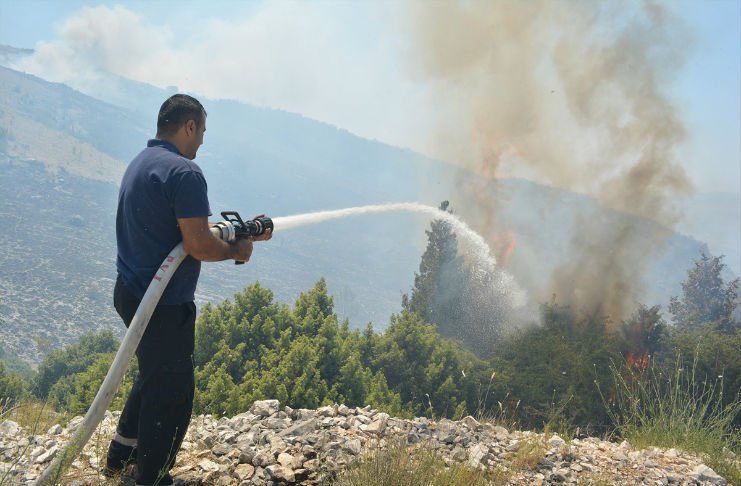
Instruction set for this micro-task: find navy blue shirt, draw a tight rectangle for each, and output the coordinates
[116,139,211,304]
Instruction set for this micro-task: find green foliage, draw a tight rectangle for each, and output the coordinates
[32,330,118,399]
[490,303,619,434]
[657,327,741,428]
[0,361,27,403]
[669,253,740,334]
[0,344,33,378]
[46,352,136,415]
[601,353,741,483]
[193,280,487,420]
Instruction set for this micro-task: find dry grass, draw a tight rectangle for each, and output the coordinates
[324,439,502,486]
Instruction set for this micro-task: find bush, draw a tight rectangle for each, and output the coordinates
[601,353,741,483]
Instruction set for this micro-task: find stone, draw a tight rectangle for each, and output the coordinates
[250,400,280,417]
[460,416,480,430]
[265,464,295,483]
[548,434,566,449]
[0,421,21,437]
[234,463,255,481]
[34,446,58,464]
[198,458,222,473]
[343,438,362,455]
[689,464,725,484]
[468,443,489,467]
[46,424,62,436]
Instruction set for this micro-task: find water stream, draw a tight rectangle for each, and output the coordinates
[272,202,525,306]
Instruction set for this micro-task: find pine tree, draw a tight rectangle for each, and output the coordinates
[404,202,502,357]
[669,253,740,334]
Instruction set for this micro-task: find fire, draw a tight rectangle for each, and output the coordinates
[492,229,517,267]
[626,350,649,372]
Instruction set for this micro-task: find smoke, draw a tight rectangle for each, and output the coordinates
[400,0,694,323]
[11,3,410,141]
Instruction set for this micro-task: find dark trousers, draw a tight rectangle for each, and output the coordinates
[113,276,196,485]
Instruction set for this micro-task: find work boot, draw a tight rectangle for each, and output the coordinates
[103,438,137,477]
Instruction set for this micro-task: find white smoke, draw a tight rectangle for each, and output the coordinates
[11,3,427,148]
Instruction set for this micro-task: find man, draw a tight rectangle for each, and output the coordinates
[105,94,271,486]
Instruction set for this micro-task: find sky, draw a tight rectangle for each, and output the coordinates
[0,0,739,196]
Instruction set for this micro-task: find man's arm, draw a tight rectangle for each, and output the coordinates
[177,216,254,262]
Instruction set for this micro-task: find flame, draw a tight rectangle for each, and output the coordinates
[626,351,649,372]
[492,229,517,267]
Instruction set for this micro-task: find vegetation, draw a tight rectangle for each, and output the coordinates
[602,354,741,483]
[403,202,508,358]
[324,439,500,486]
[5,215,739,482]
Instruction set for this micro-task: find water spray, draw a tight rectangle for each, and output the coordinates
[34,202,521,484]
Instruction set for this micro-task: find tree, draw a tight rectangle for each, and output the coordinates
[404,202,504,357]
[32,330,119,399]
[491,303,619,432]
[0,361,26,403]
[669,253,739,334]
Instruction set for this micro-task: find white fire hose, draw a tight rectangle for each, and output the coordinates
[34,225,233,486]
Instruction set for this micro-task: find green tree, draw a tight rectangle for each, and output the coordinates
[0,361,27,403]
[47,352,136,415]
[32,330,119,399]
[669,253,739,334]
[492,304,619,432]
[404,203,504,357]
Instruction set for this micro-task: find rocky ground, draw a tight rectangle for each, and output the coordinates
[0,400,734,485]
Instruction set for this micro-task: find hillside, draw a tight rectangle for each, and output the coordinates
[0,64,729,365]
[0,401,730,485]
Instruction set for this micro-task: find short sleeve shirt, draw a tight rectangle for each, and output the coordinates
[116,139,211,304]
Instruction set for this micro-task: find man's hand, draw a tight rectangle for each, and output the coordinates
[179,216,255,262]
[233,238,254,262]
[251,214,273,242]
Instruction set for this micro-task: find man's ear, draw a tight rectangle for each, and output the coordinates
[185,120,196,135]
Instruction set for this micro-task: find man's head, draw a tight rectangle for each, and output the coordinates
[156,94,207,160]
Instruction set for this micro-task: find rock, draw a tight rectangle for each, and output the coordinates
[689,464,726,484]
[278,418,318,438]
[468,443,489,467]
[548,435,566,449]
[234,463,255,481]
[343,438,362,456]
[0,421,21,437]
[34,446,58,464]
[198,458,222,473]
[46,424,62,436]
[250,400,280,418]
[366,413,388,434]
[460,416,480,430]
[212,443,231,456]
[265,464,296,483]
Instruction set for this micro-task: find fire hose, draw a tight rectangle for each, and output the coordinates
[34,212,272,486]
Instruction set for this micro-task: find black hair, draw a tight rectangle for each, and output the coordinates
[156,94,207,137]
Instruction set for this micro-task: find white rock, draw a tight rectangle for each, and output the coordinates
[0,421,21,437]
[468,443,489,467]
[689,464,725,484]
[198,458,222,473]
[250,400,280,417]
[46,424,62,436]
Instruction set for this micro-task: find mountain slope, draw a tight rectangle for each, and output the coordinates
[0,65,725,364]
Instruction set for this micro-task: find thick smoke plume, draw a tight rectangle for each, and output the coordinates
[401,1,693,323]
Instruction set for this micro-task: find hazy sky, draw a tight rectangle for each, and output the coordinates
[1,0,739,195]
